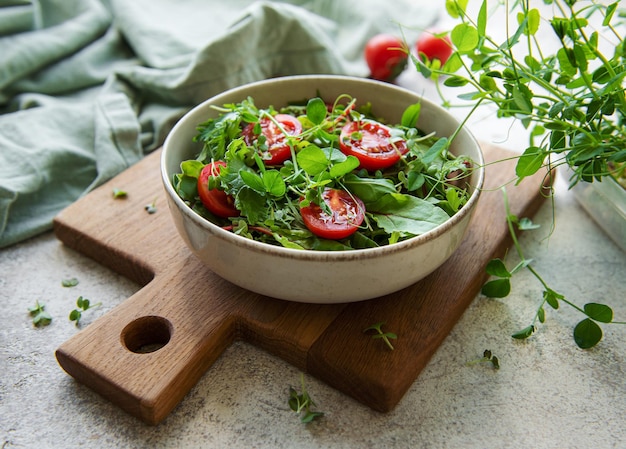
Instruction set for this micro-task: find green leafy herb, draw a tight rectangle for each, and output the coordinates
[28,300,52,327]
[288,374,324,423]
[112,188,127,199]
[61,277,79,287]
[69,296,102,326]
[466,349,500,370]
[481,188,625,348]
[363,322,397,350]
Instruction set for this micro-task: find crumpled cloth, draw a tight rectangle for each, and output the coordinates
[0,0,438,248]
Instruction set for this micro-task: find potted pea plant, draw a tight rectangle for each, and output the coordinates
[411,0,625,348]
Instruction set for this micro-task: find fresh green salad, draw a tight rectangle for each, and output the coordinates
[173,95,474,251]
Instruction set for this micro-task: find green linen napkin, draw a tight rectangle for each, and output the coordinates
[0,0,439,248]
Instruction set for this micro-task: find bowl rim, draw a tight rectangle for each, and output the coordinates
[161,75,485,262]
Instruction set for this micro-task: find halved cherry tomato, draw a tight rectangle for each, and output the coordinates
[242,114,303,165]
[364,34,408,82]
[300,188,365,240]
[197,161,240,218]
[339,120,408,171]
[415,31,453,64]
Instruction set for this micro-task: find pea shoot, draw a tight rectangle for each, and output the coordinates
[69,296,102,326]
[28,300,52,327]
[61,277,79,287]
[363,322,397,350]
[466,350,500,370]
[413,1,626,349]
[288,374,324,423]
[481,188,625,348]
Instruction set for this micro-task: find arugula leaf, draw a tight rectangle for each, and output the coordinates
[369,193,450,236]
[195,110,244,162]
[343,174,397,204]
[174,174,198,201]
[422,137,449,165]
[235,187,266,224]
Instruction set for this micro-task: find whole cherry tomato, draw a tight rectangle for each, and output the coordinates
[242,114,302,165]
[197,161,240,218]
[300,188,365,240]
[364,34,408,82]
[339,120,408,171]
[415,31,453,64]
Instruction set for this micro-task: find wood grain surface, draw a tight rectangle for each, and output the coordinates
[53,144,550,425]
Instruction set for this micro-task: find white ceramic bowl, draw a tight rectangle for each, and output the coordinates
[161,75,484,303]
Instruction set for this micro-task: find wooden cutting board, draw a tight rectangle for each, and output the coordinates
[53,144,550,425]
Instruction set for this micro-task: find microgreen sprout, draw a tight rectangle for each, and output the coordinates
[481,188,625,349]
[364,322,397,350]
[69,296,102,326]
[145,198,157,214]
[288,374,324,423]
[112,188,127,199]
[61,277,79,287]
[466,350,500,370]
[28,300,52,327]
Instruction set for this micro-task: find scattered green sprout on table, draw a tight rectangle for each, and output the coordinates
[61,277,79,287]
[145,198,158,214]
[112,188,128,199]
[28,300,52,327]
[466,349,500,370]
[364,322,397,350]
[69,296,102,326]
[482,188,625,349]
[288,374,324,423]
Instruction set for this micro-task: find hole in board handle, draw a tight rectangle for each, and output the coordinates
[121,316,173,354]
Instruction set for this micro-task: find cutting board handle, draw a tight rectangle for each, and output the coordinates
[55,262,240,425]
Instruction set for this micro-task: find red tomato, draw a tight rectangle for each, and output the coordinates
[197,161,240,218]
[300,188,365,240]
[364,34,408,82]
[415,31,453,64]
[339,120,408,171]
[242,114,302,165]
